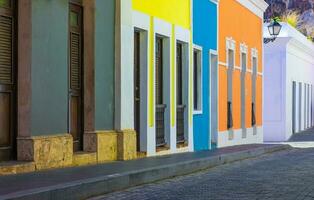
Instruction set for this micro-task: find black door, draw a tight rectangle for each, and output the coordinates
[155,37,166,147]
[176,43,185,143]
[134,31,140,151]
[69,3,83,152]
[0,0,16,161]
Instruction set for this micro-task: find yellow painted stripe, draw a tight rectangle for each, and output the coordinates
[149,16,154,127]
[171,25,175,127]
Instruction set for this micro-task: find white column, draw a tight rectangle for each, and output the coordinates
[115,0,134,130]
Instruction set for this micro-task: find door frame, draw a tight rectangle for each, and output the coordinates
[209,49,218,149]
[0,0,18,160]
[66,0,95,152]
[68,2,84,151]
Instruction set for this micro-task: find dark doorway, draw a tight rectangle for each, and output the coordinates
[0,0,16,161]
[134,31,140,151]
[155,36,166,147]
[176,42,185,144]
[69,3,83,152]
[292,81,296,134]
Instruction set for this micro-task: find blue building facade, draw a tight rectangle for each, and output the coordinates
[193,0,218,151]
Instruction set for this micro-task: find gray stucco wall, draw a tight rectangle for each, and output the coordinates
[31,0,68,136]
[95,0,115,130]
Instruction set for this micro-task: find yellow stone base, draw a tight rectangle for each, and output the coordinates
[2,130,139,175]
[17,134,73,170]
[0,161,35,175]
[88,130,137,162]
[72,152,97,166]
[117,130,137,160]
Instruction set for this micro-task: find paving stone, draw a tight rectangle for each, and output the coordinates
[92,148,314,200]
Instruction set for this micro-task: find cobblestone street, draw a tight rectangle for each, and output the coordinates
[91,147,314,200]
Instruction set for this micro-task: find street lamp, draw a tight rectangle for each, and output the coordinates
[264,19,282,44]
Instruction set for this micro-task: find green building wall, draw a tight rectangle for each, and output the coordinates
[29,0,116,136]
[31,0,68,136]
[95,0,115,130]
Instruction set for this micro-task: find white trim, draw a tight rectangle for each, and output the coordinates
[132,11,154,155]
[236,0,268,19]
[251,48,258,58]
[240,43,248,54]
[217,126,263,147]
[240,43,248,72]
[226,37,236,69]
[210,0,219,4]
[209,49,219,148]
[234,66,242,71]
[192,45,203,114]
[251,48,259,73]
[133,11,150,31]
[175,26,190,44]
[226,37,236,51]
[154,18,172,37]
[219,62,227,67]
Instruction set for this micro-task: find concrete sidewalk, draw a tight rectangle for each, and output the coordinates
[0,144,291,200]
[289,127,314,142]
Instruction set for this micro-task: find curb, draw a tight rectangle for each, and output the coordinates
[1,144,292,200]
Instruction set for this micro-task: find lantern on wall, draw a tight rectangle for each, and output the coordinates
[264,19,282,44]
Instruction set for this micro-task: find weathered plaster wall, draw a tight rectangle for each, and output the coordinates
[95,0,115,130]
[31,0,68,136]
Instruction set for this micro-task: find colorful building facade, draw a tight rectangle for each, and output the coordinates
[216,0,268,147]
[264,23,314,142]
[192,0,218,150]
[0,0,138,174]
[132,0,194,156]
[0,0,273,175]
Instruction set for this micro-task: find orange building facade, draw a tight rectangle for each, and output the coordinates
[216,0,268,147]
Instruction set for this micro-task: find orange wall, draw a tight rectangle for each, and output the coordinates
[218,0,263,131]
[219,67,228,130]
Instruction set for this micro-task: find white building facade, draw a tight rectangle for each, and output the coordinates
[264,23,314,142]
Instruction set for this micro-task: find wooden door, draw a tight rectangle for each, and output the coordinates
[176,43,185,143]
[69,3,83,152]
[0,0,16,161]
[155,37,166,147]
[134,31,140,151]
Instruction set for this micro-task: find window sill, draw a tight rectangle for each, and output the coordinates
[193,110,203,115]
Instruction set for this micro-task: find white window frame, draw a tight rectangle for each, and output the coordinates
[193,44,203,115]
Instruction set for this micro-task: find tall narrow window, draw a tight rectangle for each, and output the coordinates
[193,48,202,112]
[252,56,257,128]
[227,49,234,129]
[155,36,166,147]
[177,42,185,143]
[0,0,16,161]
[241,52,247,138]
[134,31,141,151]
[292,81,297,134]
[69,2,83,152]
[210,53,218,147]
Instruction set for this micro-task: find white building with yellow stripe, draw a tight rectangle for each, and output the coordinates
[127,0,194,156]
